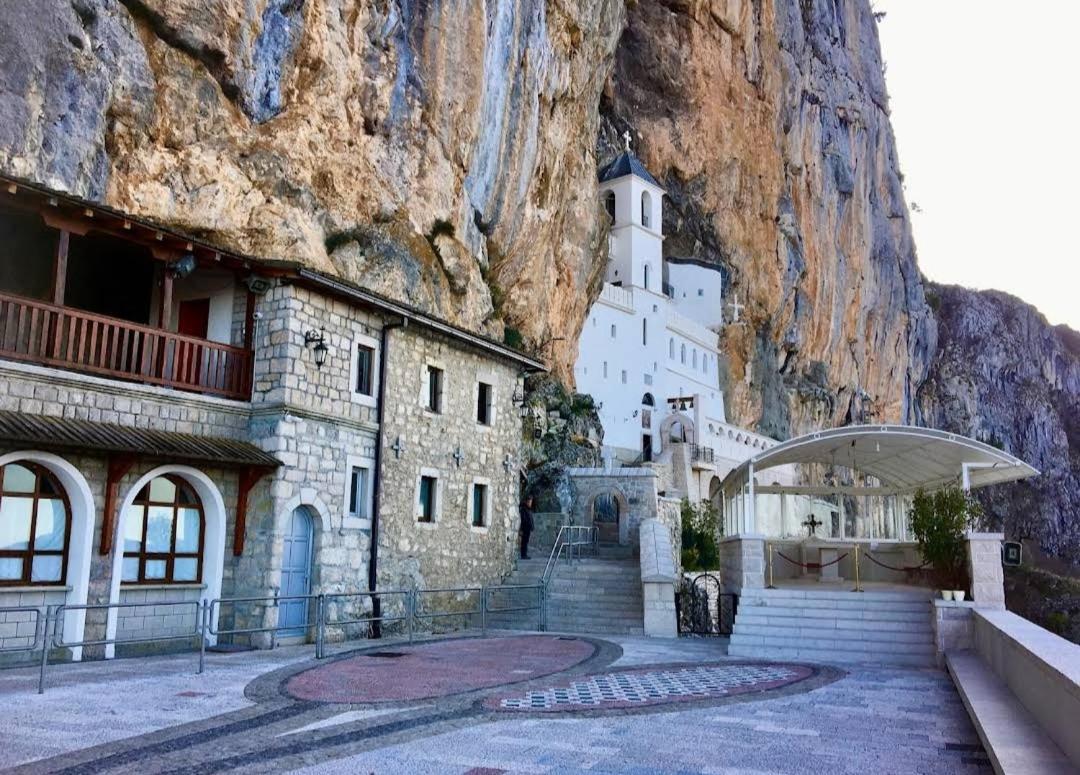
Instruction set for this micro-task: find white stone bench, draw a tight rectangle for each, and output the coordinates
[945,607,1080,774]
[947,652,1073,774]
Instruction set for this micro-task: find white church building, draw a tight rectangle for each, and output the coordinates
[575,142,795,505]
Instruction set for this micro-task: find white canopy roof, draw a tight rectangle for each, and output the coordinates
[722,425,1038,494]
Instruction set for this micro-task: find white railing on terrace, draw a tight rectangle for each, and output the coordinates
[598,283,634,311]
[666,308,717,347]
[704,419,779,453]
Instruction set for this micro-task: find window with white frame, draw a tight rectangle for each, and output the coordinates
[417,472,439,523]
[347,465,370,520]
[354,344,374,396]
[424,364,444,413]
[470,480,490,528]
[476,381,493,425]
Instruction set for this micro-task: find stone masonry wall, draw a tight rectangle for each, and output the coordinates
[376,323,522,596]
[567,468,658,545]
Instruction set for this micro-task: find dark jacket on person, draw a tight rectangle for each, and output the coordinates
[519,503,534,532]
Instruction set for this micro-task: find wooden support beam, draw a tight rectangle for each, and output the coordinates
[100,455,136,555]
[160,270,173,330]
[51,230,69,305]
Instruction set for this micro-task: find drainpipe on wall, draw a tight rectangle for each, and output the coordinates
[368,316,407,638]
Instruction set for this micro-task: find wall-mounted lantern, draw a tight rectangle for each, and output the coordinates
[304,329,329,369]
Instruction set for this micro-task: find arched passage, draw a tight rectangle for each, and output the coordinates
[588,489,630,545]
[0,451,95,659]
[660,412,696,446]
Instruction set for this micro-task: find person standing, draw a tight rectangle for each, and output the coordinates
[519,496,534,559]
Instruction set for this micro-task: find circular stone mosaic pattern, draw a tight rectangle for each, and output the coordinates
[287,635,596,704]
[484,663,814,712]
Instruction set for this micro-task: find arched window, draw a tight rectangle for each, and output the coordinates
[604,191,616,221]
[692,349,698,368]
[643,264,650,290]
[122,475,204,584]
[668,338,675,359]
[680,343,686,364]
[642,318,648,346]
[642,393,655,406]
[641,191,652,229]
[702,354,708,373]
[0,462,70,585]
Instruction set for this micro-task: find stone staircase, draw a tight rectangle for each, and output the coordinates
[489,546,644,636]
[727,587,937,668]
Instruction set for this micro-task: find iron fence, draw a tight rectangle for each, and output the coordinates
[10,581,547,694]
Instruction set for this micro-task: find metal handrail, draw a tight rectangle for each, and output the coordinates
[483,584,544,631]
[541,525,597,586]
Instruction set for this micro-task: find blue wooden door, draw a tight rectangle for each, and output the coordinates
[280,507,313,637]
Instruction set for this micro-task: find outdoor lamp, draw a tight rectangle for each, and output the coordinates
[305,329,329,369]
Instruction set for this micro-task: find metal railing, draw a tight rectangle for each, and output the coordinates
[14,581,546,693]
[541,525,598,586]
[690,444,715,464]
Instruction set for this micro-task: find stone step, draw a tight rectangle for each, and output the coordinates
[735,605,932,623]
[733,622,932,644]
[740,597,931,614]
[730,631,935,655]
[734,617,937,634]
[744,588,935,604]
[727,642,936,669]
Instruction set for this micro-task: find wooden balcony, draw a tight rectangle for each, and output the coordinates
[0,292,252,401]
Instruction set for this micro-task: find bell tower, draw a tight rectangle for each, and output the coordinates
[598,133,665,293]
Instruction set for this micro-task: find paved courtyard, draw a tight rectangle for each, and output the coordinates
[0,633,990,774]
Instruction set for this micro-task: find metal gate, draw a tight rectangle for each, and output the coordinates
[676,573,736,636]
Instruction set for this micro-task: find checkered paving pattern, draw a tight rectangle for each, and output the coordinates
[489,663,813,712]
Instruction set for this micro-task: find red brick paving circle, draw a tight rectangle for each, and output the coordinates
[286,635,596,703]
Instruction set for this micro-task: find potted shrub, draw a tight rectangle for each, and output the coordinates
[908,486,981,600]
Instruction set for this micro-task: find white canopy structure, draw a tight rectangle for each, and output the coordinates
[720,425,1039,538]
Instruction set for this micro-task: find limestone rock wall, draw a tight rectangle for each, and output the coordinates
[919,284,1080,567]
[600,0,934,438]
[0,0,625,374]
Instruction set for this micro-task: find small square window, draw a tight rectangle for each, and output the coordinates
[355,344,374,396]
[698,288,704,297]
[426,365,444,413]
[472,483,488,527]
[348,466,369,519]
[477,382,493,425]
[418,475,437,522]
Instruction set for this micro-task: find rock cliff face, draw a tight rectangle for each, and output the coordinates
[919,284,1080,566]
[600,0,934,438]
[0,0,624,369]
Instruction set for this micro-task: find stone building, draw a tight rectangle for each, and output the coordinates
[0,174,541,659]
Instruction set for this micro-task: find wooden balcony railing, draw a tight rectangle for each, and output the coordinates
[0,292,253,401]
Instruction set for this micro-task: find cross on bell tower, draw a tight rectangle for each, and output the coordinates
[623,130,632,152]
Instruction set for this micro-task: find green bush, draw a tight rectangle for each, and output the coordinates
[681,498,720,571]
[908,486,980,590]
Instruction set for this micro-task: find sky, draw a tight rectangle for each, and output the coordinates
[874,1,1079,330]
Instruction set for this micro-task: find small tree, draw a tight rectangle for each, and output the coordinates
[908,487,981,590]
[681,498,720,571]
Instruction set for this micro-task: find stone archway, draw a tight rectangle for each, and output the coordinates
[105,465,228,656]
[659,411,696,446]
[0,451,95,660]
[588,489,630,545]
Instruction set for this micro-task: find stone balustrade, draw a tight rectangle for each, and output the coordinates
[638,518,677,638]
